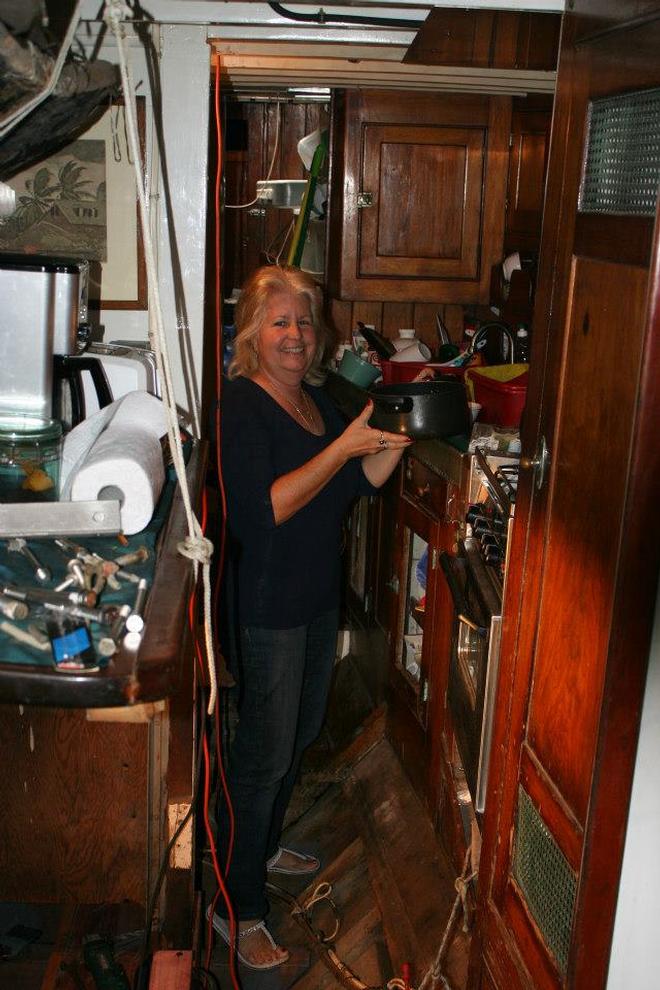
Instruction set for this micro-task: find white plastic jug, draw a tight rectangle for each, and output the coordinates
[393,328,419,352]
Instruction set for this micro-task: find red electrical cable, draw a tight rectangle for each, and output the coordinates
[211,53,236,882]
[188,485,239,987]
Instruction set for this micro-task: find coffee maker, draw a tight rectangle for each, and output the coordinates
[0,255,112,429]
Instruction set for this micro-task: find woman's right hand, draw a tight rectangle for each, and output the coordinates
[337,401,412,460]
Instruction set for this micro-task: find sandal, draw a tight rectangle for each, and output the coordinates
[266,845,321,876]
[207,910,290,970]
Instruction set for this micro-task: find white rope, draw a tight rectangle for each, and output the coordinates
[0,0,86,139]
[416,848,474,990]
[225,101,281,209]
[104,1,218,714]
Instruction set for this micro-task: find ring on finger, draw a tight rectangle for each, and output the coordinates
[378,431,385,446]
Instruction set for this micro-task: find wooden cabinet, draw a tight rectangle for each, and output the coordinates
[385,450,468,814]
[403,9,560,72]
[504,96,553,255]
[0,447,206,948]
[473,5,660,989]
[327,90,510,304]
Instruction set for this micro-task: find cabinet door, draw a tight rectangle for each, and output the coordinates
[390,498,444,726]
[328,90,510,303]
[504,96,553,254]
[360,123,485,281]
[475,6,660,990]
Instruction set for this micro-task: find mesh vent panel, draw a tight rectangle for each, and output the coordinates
[511,786,577,975]
[579,87,660,216]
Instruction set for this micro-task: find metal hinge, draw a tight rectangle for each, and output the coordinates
[430,548,438,570]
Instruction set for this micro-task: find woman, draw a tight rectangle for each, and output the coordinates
[212,265,412,969]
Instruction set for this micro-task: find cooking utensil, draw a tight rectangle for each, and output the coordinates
[357,322,396,359]
[436,312,450,346]
[325,370,470,440]
[370,381,470,438]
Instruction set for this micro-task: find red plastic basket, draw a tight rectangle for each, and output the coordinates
[380,360,468,385]
[467,367,529,428]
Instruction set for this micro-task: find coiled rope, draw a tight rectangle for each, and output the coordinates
[103,0,217,713]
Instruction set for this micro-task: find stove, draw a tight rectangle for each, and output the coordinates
[440,447,520,813]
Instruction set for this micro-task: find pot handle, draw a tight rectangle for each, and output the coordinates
[374,393,414,414]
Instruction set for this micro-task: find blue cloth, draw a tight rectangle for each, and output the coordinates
[220,376,375,628]
[217,608,338,918]
[415,546,428,591]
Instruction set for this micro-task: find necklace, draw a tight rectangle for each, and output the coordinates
[261,370,317,431]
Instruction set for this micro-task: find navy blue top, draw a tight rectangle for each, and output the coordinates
[221,376,376,629]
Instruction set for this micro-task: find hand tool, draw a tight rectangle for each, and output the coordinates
[2,583,97,608]
[0,593,29,620]
[125,578,149,634]
[7,538,51,583]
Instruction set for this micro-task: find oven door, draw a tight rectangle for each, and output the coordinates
[440,539,502,812]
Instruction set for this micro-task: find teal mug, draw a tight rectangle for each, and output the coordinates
[337,348,381,388]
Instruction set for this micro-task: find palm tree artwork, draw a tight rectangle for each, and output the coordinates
[0,138,107,260]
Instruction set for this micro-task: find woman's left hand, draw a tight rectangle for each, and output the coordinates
[339,401,412,459]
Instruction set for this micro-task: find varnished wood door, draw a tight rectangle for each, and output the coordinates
[474,4,660,989]
[327,90,509,303]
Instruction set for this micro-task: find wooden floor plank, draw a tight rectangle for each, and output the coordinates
[205,738,469,990]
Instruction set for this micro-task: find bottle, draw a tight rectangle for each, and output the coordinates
[393,328,418,352]
[515,323,530,363]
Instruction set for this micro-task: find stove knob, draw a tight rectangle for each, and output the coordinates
[485,546,503,564]
[473,518,493,536]
[481,534,499,550]
[466,505,489,526]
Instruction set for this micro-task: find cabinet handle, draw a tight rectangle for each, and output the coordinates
[357,192,373,208]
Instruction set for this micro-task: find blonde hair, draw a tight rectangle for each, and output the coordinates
[228,265,333,385]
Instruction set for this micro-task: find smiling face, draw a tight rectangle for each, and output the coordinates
[257,290,317,386]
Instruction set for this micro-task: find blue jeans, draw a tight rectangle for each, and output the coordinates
[217,608,339,919]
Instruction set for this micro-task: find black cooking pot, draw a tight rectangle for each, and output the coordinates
[325,370,470,440]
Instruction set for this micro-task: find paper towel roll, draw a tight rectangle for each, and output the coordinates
[61,391,167,497]
[62,391,169,534]
[69,424,166,535]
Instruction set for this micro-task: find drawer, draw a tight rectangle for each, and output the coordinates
[403,457,449,518]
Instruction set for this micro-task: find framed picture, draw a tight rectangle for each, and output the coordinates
[0,97,147,309]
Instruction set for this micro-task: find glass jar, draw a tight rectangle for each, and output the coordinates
[0,416,63,502]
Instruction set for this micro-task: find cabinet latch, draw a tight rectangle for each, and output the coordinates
[357,192,373,208]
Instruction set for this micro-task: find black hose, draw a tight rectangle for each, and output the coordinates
[268,1,425,31]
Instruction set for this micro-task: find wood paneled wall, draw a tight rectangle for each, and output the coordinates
[327,298,468,351]
[221,97,477,355]
[221,99,328,297]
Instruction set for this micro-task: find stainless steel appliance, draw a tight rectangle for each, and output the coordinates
[440,448,519,812]
[0,255,93,421]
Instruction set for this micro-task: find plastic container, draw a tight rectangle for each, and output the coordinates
[466,364,529,428]
[393,328,419,352]
[380,360,469,385]
[337,348,382,388]
[0,415,63,502]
